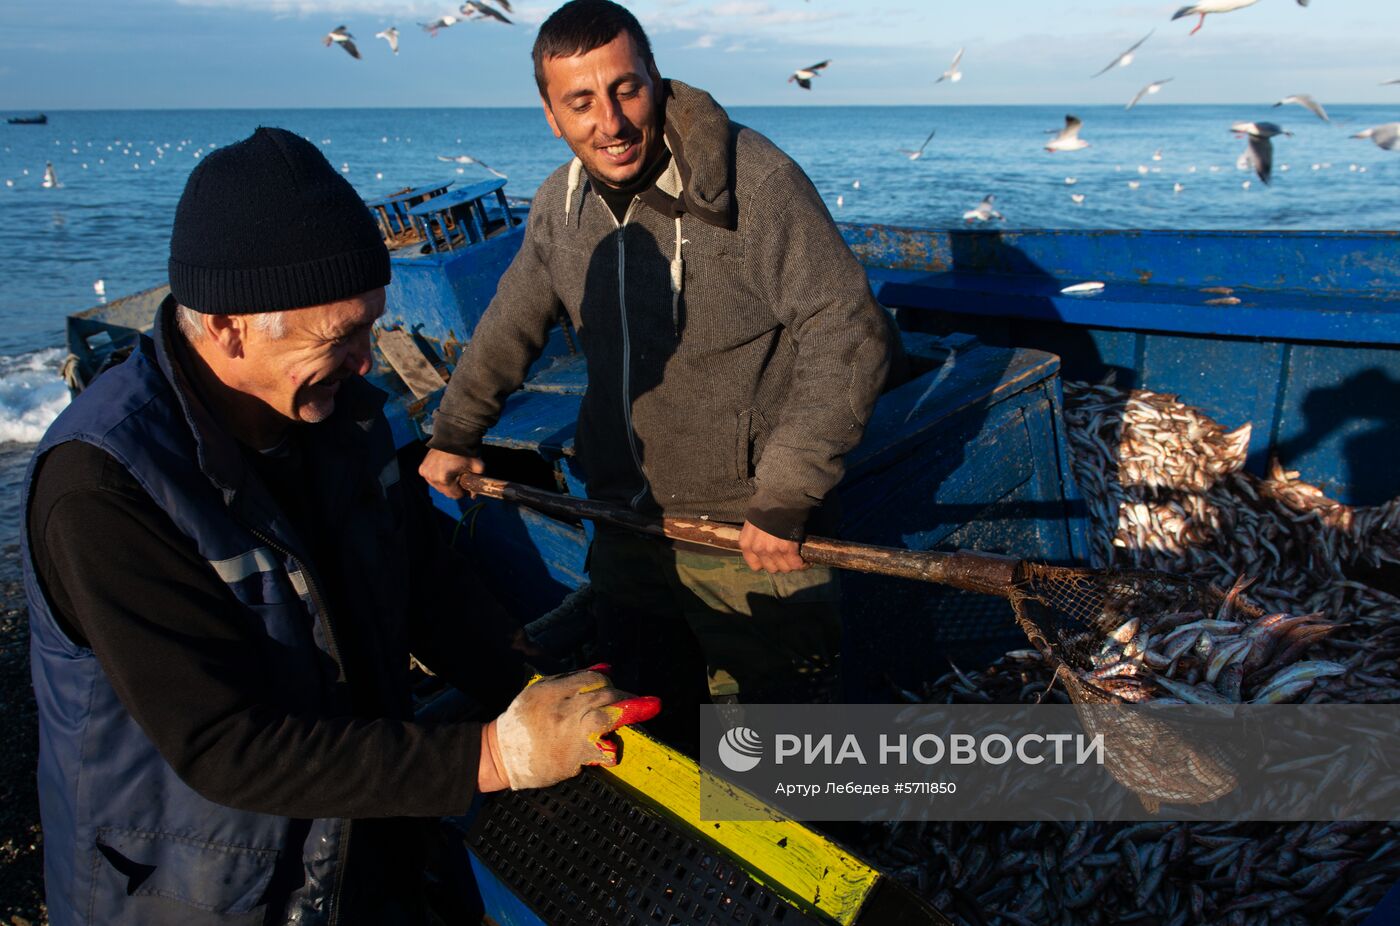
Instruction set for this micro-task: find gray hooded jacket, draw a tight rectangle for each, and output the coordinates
[429,80,893,539]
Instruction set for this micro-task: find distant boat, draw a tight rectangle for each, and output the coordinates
[7,114,47,125]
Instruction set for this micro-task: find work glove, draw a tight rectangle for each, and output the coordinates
[485,664,661,790]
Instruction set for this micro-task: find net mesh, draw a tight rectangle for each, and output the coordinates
[1007,564,1255,811]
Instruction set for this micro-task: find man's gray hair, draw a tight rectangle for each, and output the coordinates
[176,304,286,341]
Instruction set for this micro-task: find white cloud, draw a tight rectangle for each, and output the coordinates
[685,33,717,49]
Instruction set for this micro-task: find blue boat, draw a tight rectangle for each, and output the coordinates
[62,176,1400,926]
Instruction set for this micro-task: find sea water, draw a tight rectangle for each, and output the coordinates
[2,104,1397,574]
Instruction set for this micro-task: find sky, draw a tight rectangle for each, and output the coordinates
[2,0,1399,109]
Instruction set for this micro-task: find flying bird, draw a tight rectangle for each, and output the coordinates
[437,154,508,178]
[788,60,830,90]
[937,47,965,83]
[962,194,1002,223]
[323,25,360,59]
[1352,123,1400,150]
[1172,0,1260,35]
[420,15,459,36]
[1045,115,1090,152]
[1382,79,1400,86]
[1092,30,1154,78]
[461,1,512,24]
[376,27,399,54]
[1273,94,1328,122]
[1126,78,1173,111]
[897,128,937,160]
[1232,121,1291,185]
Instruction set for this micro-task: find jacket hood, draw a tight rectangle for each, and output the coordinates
[660,80,737,230]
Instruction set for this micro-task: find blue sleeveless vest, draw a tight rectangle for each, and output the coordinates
[22,300,411,925]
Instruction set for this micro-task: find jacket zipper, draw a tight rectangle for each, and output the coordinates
[610,197,651,510]
[248,526,352,926]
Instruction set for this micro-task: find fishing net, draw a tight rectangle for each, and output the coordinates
[1006,564,1251,812]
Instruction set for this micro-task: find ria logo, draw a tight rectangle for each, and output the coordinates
[717,727,764,772]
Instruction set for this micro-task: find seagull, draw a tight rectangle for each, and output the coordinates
[437,153,508,177]
[1071,193,1086,204]
[897,128,937,160]
[420,15,459,36]
[376,27,399,54]
[1172,0,1260,35]
[1092,30,1154,79]
[1126,78,1173,110]
[962,194,1002,223]
[461,1,512,24]
[1273,94,1327,122]
[1045,115,1090,152]
[788,60,830,90]
[42,162,58,188]
[1352,123,1400,150]
[1232,121,1290,184]
[937,47,964,83]
[323,25,360,59]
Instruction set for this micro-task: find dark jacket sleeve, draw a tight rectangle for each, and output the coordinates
[400,458,526,717]
[29,442,484,820]
[428,200,564,455]
[744,162,894,540]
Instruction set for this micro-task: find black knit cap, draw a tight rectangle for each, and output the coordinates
[168,127,390,314]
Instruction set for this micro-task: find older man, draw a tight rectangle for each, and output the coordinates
[420,0,895,727]
[22,126,657,926]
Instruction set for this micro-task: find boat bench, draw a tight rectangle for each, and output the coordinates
[864,266,1400,346]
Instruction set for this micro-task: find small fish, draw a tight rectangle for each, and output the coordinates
[1153,675,1231,704]
[1061,281,1106,295]
[1206,296,1241,306]
[1109,617,1140,643]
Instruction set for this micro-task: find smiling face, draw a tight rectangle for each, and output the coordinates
[539,31,661,188]
[233,289,385,430]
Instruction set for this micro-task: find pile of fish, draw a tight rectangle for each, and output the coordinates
[868,817,1399,926]
[1062,381,1400,705]
[1071,577,1349,706]
[856,382,1399,924]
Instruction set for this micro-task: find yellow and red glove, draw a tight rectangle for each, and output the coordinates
[485,664,661,790]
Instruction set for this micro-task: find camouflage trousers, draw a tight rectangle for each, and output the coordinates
[589,529,842,746]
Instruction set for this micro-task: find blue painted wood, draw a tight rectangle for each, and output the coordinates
[468,852,549,926]
[869,268,1400,346]
[844,226,1400,295]
[522,353,589,395]
[854,225,1400,505]
[406,178,507,213]
[482,390,579,457]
